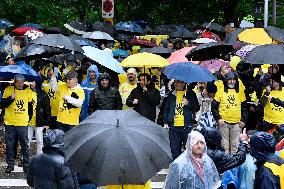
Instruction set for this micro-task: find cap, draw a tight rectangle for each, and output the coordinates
[65,71,78,79]
[14,74,25,81]
[127,68,137,74]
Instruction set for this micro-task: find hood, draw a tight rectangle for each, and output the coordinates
[87,64,99,83]
[98,72,111,90]
[201,127,222,150]
[42,129,65,155]
[250,132,276,162]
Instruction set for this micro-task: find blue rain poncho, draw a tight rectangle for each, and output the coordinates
[80,65,99,121]
[164,131,221,189]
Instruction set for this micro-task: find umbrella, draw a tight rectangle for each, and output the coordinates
[151,25,189,35]
[0,64,40,81]
[169,30,198,39]
[12,27,43,36]
[224,28,283,45]
[191,38,217,44]
[64,110,172,186]
[14,44,63,61]
[0,19,14,29]
[139,47,174,58]
[64,21,87,35]
[115,21,144,34]
[82,46,124,73]
[83,31,114,41]
[112,49,129,57]
[162,62,217,83]
[128,38,156,47]
[244,44,284,64]
[20,23,43,30]
[120,52,169,67]
[167,47,199,64]
[92,22,115,36]
[186,42,234,61]
[201,22,225,33]
[69,35,97,47]
[200,59,230,73]
[32,34,83,53]
[265,26,284,43]
[43,27,64,34]
[235,44,258,59]
[24,30,44,40]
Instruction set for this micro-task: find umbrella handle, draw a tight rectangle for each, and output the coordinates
[202,19,215,33]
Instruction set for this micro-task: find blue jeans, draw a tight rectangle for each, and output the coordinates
[169,126,192,160]
[5,126,29,167]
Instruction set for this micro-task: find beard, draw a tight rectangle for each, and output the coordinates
[228,84,235,89]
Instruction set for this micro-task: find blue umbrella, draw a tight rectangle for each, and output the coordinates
[115,21,144,34]
[70,35,97,47]
[83,46,124,74]
[162,62,217,83]
[0,64,41,81]
[20,23,44,30]
[112,49,129,57]
[0,19,14,29]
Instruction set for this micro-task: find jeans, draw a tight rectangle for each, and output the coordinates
[5,125,29,167]
[28,126,44,154]
[169,126,192,160]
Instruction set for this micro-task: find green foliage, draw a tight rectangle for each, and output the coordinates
[0,0,283,29]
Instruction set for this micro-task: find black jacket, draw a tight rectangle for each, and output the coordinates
[35,90,51,127]
[27,129,79,189]
[88,85,122,114]
[254,155,284,189]
[163,89,199,127]
[126,82,160,121]
[201,127,247,174]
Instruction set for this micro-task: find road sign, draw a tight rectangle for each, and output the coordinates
[102,0,114,18]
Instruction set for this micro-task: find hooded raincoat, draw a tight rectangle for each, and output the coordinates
[80,65,99,120]
[164,131,221,189]
[27,129,79,189]
[250,132,284,189]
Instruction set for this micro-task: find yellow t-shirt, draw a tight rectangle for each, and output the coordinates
[174,91,186,127]
[57,83,85,126]
[42,80,63,117]
[100,181,151,189]
[119,82,137,110]
[143,68,161,90]
[214,89,246,123]
[29,91,37,126]
[264,90,284,124]
[3,86,33,126]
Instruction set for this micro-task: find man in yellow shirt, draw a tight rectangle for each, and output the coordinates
[2,74,33,173]
[119,68,137,110]
[212,72,247,154]
[163,80,200,159]
[51,71,85,133]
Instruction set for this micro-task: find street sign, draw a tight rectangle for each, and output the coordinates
[102,0,114,18]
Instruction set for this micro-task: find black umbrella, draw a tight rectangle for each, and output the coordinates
[64,110,172,186]
[115,34,132,42]
[14,44,64,61]
[169,30,198,40]
[140,47,174,58]
[43,27,65,34]
[185,42,234,61]
[32,34,84,53]
[151,25,188,35]
[64,21,87,35]
[265,26,284,43]
[92,22,115,36]
[69,34,97,47]
[201,22,225,33]
[244,44,284,64]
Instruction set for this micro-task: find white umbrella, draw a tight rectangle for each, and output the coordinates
[82,46,124,74]
[191,38,217,44]
[83,31,114,41]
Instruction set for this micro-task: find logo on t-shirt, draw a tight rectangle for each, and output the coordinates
[15,100,25,112]
[272,103,283,112]
[47,89,56,99]
[226,94,237,109]
[175,103,183,116]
